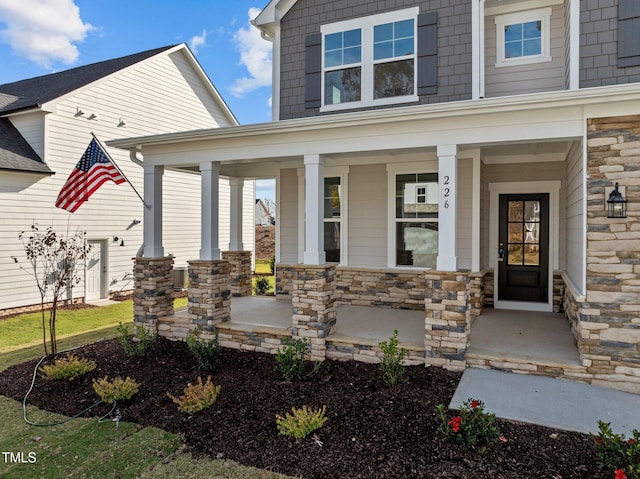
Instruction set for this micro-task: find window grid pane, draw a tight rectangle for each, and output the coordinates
[374,19,414,61]
[325,29,362,68]
[504,20,541,59]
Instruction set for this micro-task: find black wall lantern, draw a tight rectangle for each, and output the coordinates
[607,182,627,218]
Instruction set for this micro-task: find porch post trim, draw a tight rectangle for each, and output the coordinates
[437,144,458,271]
[303,154,326,265]
[143,165,164,258]
[228,177,244,251]
[200,161,221,261]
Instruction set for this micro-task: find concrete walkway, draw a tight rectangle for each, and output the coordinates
[451,368,640,436]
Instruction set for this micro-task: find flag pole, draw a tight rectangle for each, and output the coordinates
[91,132,149,209]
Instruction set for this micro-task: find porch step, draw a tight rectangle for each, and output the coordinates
[466,352,590,383]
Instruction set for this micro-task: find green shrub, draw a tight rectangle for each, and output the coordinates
[168,376,221,414]
[186,330,222,372]
[436,398,502,452]
[276,405,327,439]
[592,420,640,479]
[275,337,321,381]
[93,376,140,404]
[269,254,276,274]
[253,276,272,296]
[117,322,157,358]
[40,353,96,380]
[378,329,407,386]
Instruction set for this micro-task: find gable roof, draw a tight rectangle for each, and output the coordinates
[0,45,175,115]
[0,118,51,174]
[253,0,298,37]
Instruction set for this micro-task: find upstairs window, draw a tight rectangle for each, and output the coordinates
[324,29,362,105]
[495,8,551,68]
[320,8,420,111]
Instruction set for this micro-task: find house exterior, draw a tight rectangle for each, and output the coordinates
[255,199,275,226]
[111,1,640,393]
[0,44,255,314]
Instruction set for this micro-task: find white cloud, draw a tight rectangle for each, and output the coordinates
[189,29,207,53]
[229,7,272,98]
[0,0,92,68]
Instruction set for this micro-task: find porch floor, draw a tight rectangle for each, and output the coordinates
[468,308,581,366]
[174,298,582,375]
[220,296,424,348]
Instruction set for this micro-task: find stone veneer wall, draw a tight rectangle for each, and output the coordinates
[187,260,231,332]
[133,257,174,333]
[221,251,252,297]
[277,265,431,311]
[333,266,429,311]
[290,264,337,361]
[570,115,640,393]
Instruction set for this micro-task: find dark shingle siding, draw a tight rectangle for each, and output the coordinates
[580,0,640,86]
[279,0,472,120]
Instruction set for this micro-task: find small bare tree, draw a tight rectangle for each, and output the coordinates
[12,223,91,355]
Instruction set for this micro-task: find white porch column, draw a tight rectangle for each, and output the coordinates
[228,177,244,251]
[437,144,458,271]
[143,165,164,258]
[303,154,326,265]
[200,161,221,261]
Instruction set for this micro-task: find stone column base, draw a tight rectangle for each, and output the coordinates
[133,257,174,334]
[221,251,252,297]
[289,263,337,361]
[188,260,231,332]
[424,271,473,372]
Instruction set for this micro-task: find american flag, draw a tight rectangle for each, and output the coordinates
[55,138,125,213]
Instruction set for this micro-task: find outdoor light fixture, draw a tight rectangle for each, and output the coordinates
[607,182,627,218]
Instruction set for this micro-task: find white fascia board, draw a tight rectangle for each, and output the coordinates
[40,44,187,113]
[108,84,640,167]
[253,0,298,37]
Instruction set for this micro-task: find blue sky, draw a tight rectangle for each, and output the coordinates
[0,0,275,199]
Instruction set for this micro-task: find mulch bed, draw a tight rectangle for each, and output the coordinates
[0,338,605,478]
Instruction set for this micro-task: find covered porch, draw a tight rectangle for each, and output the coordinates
[108,88,640,387]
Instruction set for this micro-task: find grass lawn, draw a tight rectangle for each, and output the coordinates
[0,296,290,479]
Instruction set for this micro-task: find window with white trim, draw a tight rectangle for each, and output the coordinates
[495,8,552,68]
[395,173,438,268]
[321,8,419,111]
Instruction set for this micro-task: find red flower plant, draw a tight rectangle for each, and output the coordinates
[614,469,627,479]
[471,400,479,409]
[627,439,637,445]
[448,416,462,433]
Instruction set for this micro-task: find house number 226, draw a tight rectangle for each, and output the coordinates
[443,175,451,209]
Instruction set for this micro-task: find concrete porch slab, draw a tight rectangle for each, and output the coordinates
[469,308,581,365]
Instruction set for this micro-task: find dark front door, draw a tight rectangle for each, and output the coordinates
[498,193,549,303]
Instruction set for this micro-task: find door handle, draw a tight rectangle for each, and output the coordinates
[498,243,504,262]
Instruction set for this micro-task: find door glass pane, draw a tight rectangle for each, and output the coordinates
[508,244,523,265]
[508,223,523,243]
[524,201,540,222]
[524,222,538,243]
[524,245,539,266]
[508,201,523,221]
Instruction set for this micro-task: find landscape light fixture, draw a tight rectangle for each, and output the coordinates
[607,182,627,218]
